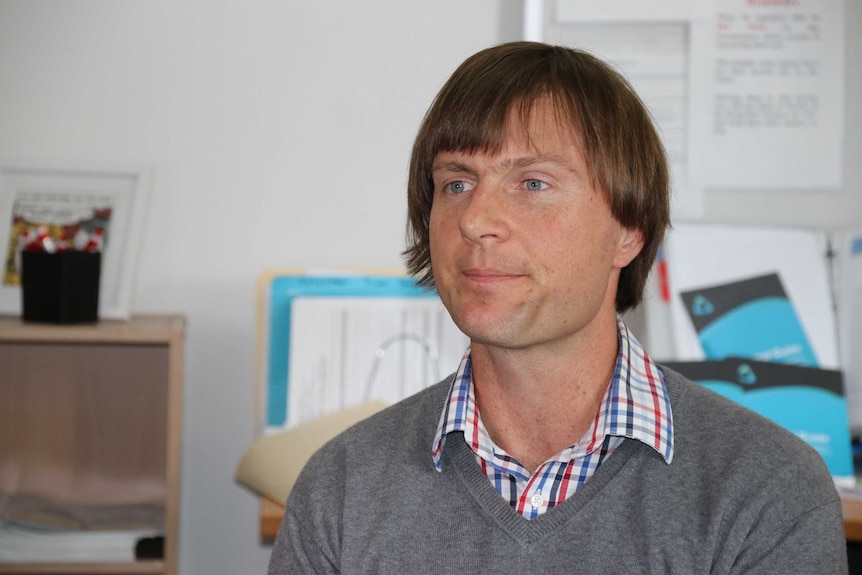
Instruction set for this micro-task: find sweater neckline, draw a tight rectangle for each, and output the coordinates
[443,431,647,546]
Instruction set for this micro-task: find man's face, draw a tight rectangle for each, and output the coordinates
[428,101,643,353]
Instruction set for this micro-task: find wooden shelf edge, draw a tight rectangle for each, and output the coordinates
[0,315,186,345]
[0,559,165,574]
[842,495,862,542]
[260,498,284,542]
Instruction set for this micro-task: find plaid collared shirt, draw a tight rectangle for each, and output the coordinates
[431,318,674,519]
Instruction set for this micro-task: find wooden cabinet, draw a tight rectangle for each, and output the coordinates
[0,316,185,575]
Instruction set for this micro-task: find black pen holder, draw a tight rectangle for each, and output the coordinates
[21,251,101,323]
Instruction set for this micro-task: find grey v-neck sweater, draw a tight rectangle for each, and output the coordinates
[268,367,847,574]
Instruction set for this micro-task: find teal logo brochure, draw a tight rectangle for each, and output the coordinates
[679,273,818,366]
[662,359,852,480]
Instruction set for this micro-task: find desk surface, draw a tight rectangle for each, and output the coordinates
[843,495,862,542]
[260,493,862,543]
[261,499,283,542]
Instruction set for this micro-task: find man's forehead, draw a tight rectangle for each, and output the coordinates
[432,108,585,169]
[505,98,583,141]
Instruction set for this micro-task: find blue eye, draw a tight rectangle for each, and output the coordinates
[524,179,548,192]
[446,181,471,194]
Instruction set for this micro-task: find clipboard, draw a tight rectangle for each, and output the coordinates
[255,269,467,434]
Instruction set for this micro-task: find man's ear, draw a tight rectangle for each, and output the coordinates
[614,227,644,269]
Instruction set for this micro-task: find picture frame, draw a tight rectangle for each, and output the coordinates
[0,162,151,320]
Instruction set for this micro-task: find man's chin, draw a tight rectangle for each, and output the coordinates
[453,316,523,349]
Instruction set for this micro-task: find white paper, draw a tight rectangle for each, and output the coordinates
[664,223,839,369]
[0,521,158,562]
[285,296,468,428]
[688,0,844,189]
[836,232,862,432]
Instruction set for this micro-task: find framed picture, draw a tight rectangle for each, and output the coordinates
[0,163,151,320]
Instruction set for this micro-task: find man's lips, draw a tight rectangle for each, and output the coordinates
[462,269,525,283]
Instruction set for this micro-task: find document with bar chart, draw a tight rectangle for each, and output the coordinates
[259,271,468,433]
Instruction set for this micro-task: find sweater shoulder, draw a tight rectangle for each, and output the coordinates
[659,364,838,500]
[330,377,450,447]
[293,377,452,490]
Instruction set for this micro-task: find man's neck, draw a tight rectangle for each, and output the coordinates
[469,316,620,474]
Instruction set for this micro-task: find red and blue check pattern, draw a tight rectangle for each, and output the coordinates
[432,318,673,519]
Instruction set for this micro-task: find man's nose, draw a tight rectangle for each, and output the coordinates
[458,185,511,244]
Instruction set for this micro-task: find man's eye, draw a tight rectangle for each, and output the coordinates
[445,181,472,194]
[524,179,548,192]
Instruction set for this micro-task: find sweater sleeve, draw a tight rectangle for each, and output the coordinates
[727,497,847,575]
[266,499,339,574]
[267,449,345,575]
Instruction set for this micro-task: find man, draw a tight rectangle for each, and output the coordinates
[269,42,847,574]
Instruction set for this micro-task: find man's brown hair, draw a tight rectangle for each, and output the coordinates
[403,41,670,312]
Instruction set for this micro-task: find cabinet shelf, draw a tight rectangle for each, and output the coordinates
[0,316,185,575]
[0,560,165,574]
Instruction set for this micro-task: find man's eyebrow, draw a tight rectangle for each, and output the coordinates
[432,154,586,181]
[500,155,571,171]
[433,155,572,171]
[432,161,475,175]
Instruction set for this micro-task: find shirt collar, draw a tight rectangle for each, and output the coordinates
[431,317,674,471]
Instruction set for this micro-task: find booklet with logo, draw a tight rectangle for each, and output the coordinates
[679,273,818,366]
[662,357,853,484]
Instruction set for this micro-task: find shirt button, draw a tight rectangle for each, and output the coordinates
[530,493,544,508]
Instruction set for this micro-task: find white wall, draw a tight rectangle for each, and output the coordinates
[0,1,520,573]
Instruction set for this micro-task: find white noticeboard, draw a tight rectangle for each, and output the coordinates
[688,0,845,190]
[529,0,846,220]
